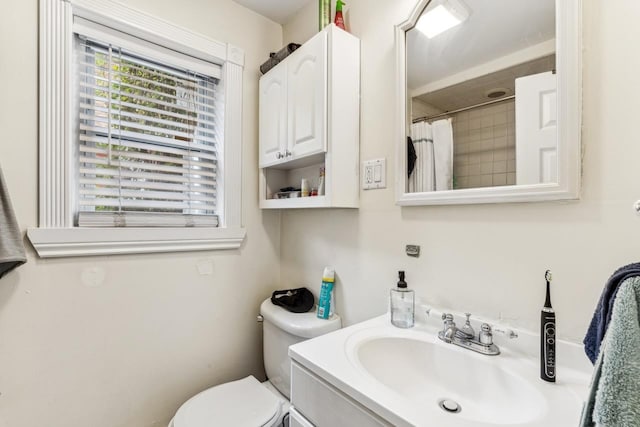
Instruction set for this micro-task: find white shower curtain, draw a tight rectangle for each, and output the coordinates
[409,121,434,193]
[409,118,453,192]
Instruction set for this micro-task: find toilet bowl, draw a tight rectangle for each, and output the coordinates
[169,376,287,427]
[170,297,342,427]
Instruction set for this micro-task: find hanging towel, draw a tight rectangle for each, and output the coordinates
[580,276,640,427]
[583,262,640,363]
[432,118,454,191]
[0,165,26,279]
[409,121,434,192]
[407,136,417,179]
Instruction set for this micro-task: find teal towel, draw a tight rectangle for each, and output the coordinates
[581,276,640,427]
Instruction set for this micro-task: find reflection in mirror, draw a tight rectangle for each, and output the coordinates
[406,0,556,193]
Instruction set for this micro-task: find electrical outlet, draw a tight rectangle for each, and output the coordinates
[362,158,386,190]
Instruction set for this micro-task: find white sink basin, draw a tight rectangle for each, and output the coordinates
[354,335,545,425]
[291,313,591,427]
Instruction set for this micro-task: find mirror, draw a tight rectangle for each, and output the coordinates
[395,0,581,205]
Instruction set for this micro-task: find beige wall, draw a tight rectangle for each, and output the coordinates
[281,0,640,342]
[0,1,282,427]
[283,0,318,45]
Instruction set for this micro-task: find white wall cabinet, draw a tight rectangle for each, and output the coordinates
[259,64,287,167]
[259,24,360,209]
[260,32,326,167]
[286,32,327,161]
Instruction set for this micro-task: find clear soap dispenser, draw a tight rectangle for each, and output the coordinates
[390,271,415,328]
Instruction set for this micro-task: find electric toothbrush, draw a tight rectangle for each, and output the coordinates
[541,270,556,382]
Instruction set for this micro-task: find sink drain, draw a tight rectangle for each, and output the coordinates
[438,398,462,414]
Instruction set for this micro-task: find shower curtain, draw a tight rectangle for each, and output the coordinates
[409,118,453,192]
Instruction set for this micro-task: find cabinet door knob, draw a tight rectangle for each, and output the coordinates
[276,152,283,159]
[285,150,292,157]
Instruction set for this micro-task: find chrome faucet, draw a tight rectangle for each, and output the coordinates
[441,313,457,342]
[457,312,475,339]
[438,313,501,356]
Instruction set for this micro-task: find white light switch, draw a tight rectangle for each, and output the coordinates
[363,158,386,190]
[374,164,382,182]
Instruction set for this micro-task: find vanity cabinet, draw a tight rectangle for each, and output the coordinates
[290,361,392,427]
[258,24,360,209]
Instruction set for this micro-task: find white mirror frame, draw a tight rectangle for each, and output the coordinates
[395,0,582,206]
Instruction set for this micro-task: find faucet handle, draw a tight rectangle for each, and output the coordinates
[440,313,457,341]
[442,313,454,324]
[478,323,493,345]
[441,313,455,330]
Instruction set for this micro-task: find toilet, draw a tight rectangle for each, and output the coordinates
[169,297,342,427]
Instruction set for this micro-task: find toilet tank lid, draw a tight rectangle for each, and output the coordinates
[260,298,342,339]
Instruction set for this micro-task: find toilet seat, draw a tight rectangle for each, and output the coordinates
[171,376,283,427]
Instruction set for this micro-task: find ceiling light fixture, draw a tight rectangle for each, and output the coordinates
[415,0,470,39]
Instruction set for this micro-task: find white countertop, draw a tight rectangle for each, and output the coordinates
[289,311,592,427]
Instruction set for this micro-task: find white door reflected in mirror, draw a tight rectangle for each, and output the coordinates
[516,71,558,185]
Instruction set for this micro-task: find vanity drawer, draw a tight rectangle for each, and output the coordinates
[291,361,391,427]
[289,407,314,427]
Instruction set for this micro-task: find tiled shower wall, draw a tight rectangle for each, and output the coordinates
[452,100,516,189]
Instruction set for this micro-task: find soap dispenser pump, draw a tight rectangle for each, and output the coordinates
[390,271,415,328]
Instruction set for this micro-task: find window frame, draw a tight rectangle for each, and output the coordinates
[28,0,246,258]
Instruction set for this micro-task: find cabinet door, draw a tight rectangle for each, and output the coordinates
[291,362,392,427]
[287,31,327,159]
[259,64,287,167]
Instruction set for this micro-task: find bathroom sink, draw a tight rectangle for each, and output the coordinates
[352,335,545,425]
[290,313,591,427]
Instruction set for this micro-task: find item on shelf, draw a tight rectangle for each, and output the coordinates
[318,167,326,196]
[301,178,310,197]
[259,43,302,75]
[275,190,301,199]
[311,188,318,197]
[334,0,346,31]
[319,0,330,30]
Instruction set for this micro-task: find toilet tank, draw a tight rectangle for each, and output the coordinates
[259,298,341,399]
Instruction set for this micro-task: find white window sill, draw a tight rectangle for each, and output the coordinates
[27,227,246,258]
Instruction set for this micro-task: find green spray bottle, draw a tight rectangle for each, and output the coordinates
[319,0,330,30]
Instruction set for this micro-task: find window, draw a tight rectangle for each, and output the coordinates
[76,26,220,228]
[29,0,246,257]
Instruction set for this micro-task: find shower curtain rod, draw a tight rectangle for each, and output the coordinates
[412,95,515,123]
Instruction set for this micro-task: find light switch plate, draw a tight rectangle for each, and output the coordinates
[362,158,386,190]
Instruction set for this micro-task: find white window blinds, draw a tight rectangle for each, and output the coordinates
[75,30,222,228]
